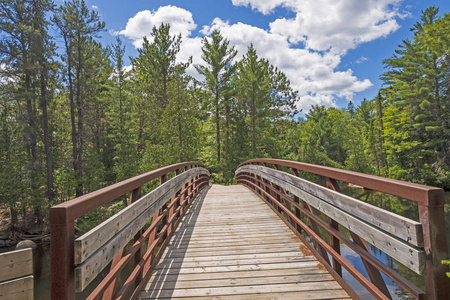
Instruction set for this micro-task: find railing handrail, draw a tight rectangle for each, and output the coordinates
[236,159,449,300]
[238,158,444,205]
[50,162,206,224]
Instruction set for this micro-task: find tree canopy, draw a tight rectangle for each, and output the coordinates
[0,2,449,238]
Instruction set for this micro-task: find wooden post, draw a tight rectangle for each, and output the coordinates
[50,208,75,300]
[419,189,450,300]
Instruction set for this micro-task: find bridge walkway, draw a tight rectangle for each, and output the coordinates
[139,184,350,299]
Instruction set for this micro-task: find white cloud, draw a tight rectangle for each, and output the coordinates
[92,5,99,10]
[356,56,368,64]
[198,18,372,111]
[0,63,17,84]
[232,0,293,15]
[178,36,203,79]
[234,0,405,53]
[117,4,382,111]
[119,5,196,48]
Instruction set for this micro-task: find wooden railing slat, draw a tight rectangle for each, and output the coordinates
[75,168,208,264]
[0,249,33,283]
[74,168,209,292]
[237,166,425,274]
[0,275,33,300]
[238,165,423,246]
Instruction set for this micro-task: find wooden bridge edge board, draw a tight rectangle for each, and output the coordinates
[237,165,423,247]
[74,169,209,292]
[0,248,33,283]
[0,249,33,300]
[0,275,34,300]
[74,167,209,264]
[236,167,425,275]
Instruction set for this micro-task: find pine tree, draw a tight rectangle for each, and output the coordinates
[381,6,450,186]
[236,44,297,157]
[195,30,237,164]
[0,0,56,230]
[53,0,105,196]
[131,23,198,169]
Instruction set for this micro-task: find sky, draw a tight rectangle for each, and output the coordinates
[75,0,450,113]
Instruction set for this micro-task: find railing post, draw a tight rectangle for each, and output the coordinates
[181,166,188,214]
[50,208,75,300]
[419,189,450,300]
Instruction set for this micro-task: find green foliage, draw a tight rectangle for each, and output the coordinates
[441,260,450,278]
[131,23,202,171]
[1,3,449,238]
[235,44,298,158]
[381,6,450,187]
[195,30,238,164]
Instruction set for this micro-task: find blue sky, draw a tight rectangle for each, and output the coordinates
[76,0,449,112]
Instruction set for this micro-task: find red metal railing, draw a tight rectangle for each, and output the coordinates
[50,162,209,300]
[236,158,449,300]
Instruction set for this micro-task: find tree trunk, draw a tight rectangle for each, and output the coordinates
[10,206,18,233]
[215,91,221,162]
[225,100,230,141]
[40,64,54,204]
[163,73,168,109]
[252,95,256,154]
[376,93,386,170]
[64,34,79,197]
[25,62,43,227]
[75,41,83,197]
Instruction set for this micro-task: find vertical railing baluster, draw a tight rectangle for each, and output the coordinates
[349,232,391,299]
[160,175,168,240]
[131,187,143,288]
[290,167,330,263]
[326,176,390,298]
[102,187,141,300]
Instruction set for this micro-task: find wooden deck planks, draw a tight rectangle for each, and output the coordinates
[139,184,349,300]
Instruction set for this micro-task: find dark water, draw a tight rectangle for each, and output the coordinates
[33,243,51,299]
[32,191,450,300]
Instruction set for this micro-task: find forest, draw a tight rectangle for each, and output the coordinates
[0,0,449,238]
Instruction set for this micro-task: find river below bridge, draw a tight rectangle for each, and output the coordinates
[28,190,450,300]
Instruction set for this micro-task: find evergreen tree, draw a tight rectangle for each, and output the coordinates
[53,0,105,196]
[195,30,237,164]
[0,0,55,230]
[131,23,199,169]
[108,36,139,182]
[381,6,450,186]
[236,44,297,157]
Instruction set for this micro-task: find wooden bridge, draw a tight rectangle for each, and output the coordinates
[49,159,450,300]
